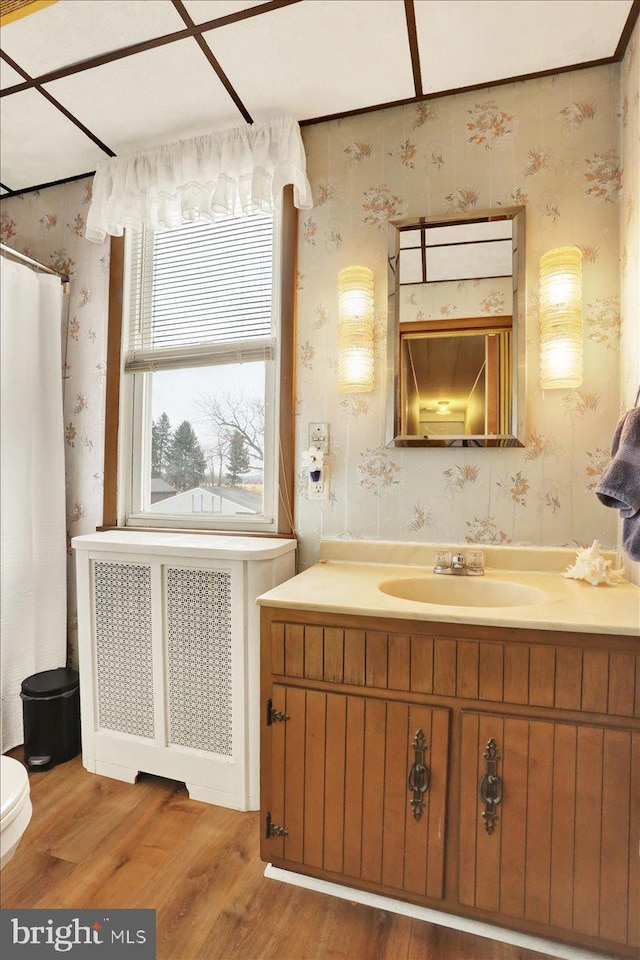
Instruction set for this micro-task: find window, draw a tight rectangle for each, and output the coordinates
[108,199,295,534]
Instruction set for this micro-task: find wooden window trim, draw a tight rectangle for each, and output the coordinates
[100,187,297,537]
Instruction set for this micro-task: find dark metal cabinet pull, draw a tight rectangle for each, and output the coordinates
[407,729,430,822]
[479,738,502,835]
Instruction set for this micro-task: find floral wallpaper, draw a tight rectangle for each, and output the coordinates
[296,62,625,570]
[1,179,109,665]
[0,51,636,656]
[620,18,639,582]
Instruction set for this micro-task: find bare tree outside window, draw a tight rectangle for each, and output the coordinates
[195,392,265,471]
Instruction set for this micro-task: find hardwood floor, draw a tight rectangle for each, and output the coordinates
[1,753,554,960]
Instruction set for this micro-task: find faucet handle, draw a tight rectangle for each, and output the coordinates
[433,550,452,574]
[467,549,485,575]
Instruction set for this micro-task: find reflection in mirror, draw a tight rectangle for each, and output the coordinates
[386,208,526,447]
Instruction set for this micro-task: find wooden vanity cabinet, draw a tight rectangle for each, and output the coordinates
[260,608,640,957]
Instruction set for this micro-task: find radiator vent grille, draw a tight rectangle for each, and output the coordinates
[165,567,233,756]
[93,561,155,739]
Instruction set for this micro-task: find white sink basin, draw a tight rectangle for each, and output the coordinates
[379,576,546,608]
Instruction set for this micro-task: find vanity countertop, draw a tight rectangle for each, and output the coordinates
[257,542,640,637]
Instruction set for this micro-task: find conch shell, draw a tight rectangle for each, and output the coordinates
[563,540,626,586]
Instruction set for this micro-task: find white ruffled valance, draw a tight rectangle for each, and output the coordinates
[85,116,313,243]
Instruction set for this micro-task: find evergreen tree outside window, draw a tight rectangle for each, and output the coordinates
[151,412,173,479]
[226,431,251,487]
[166,421,207,491]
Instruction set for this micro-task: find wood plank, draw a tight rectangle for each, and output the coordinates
[22,774,157,865]
[629,733,640,948]
[3,751,562,960]
[151,807,260,959]
[582,649,609,713]
[323,627,344,683]
[608,653,636,717]
[524,720,553,925]
[425,707,449,900]
[474,714,503,913]
[365,631,388,688]
[270,622,284,675]
[387,633,411,691]
[283,686,306,864]
[410,636,433,693]
[599,729,631,943]
[284,623,304,677]
[504,644,529,704]
[268,683,287,861]
[458,712,480,907]
[479,642,504,702]
[528,645,555,707]
[573,725,603,937]
[381,701,409,890]
[303,690,326,869]
[549,723,577,931]
[343,629,366,685]
[275,186,297,535]
[101,235,124,527]
[554,648,582,711]
[433,638,456,696]
[303,625,323,680]
[360,698,387,884]
[403,706,432,897]
[343,696,365,879]
[406,917,546,960]
[635,656,640,718]
[499,717,529,920]
[323,692,346,875]
[456,640,479,700]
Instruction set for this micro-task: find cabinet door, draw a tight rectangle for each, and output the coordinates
[263,684,450,900]
[459,711,640,950]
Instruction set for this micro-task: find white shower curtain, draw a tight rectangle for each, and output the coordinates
[1,258,67,752]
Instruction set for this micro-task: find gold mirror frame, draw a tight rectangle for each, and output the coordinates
[385,207,526,448]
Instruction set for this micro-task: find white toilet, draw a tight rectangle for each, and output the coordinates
[1,755,32,869]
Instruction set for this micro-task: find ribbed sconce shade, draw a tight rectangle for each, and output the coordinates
[338,266,374,393]
[539,246,583,389]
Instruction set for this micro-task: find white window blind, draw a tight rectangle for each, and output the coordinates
[125,214,274,372]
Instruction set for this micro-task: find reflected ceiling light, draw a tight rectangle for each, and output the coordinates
[338,266,374,393]
[437,400,449,414]
[539,246,583,389]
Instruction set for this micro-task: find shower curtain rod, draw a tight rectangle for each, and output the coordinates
[0,242,70,282]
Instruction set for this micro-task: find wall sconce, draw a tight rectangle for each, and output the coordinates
[338,266,374,393]
[437,400,450,415]
[539,246,583,389]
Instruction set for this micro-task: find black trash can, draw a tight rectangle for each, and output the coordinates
[20,668,81,771]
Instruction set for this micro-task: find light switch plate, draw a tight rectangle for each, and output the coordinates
[308,422,330,454]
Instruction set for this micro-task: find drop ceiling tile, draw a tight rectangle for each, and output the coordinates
[203,0,415,120]
[183,1,266,24]
[415,0,633,94]
[0,59,25,91]
[44,38,246,155]
[0,0,185,79]
[0,89,108,191]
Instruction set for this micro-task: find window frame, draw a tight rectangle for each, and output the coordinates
[101,187,297,537]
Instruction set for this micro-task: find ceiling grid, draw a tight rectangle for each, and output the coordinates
[0,0,637,196]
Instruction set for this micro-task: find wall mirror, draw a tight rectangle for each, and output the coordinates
[386,207,526,447]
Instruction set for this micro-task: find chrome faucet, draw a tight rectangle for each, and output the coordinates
[433,551,485,576]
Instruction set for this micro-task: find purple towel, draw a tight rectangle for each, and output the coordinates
[596,407,640,562]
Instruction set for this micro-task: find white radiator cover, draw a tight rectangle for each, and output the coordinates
[73,532,296,811]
